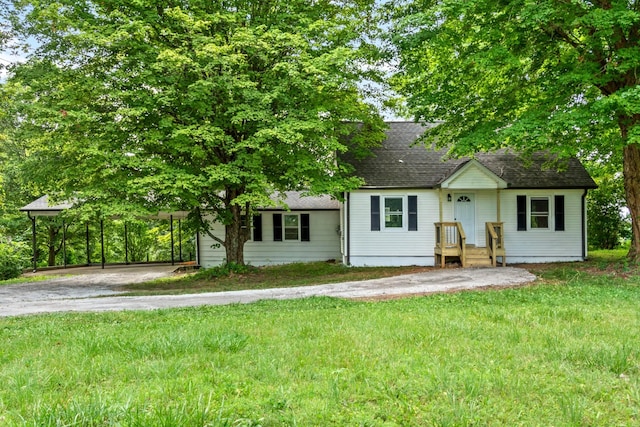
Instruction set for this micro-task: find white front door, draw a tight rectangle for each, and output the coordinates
[454,193,475,245]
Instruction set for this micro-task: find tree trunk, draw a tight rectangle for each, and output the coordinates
[224,218,245,265]
[223,191,249,265]
[623,143,640,262]
[47,224,58,266]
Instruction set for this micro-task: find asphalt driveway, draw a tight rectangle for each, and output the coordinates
[1,265,536,318]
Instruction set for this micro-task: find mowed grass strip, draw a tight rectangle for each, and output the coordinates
[1,270,639,425]
[118,262,435,295]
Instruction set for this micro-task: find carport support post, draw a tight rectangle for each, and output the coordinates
[85,223,91,265]
[100,219,105,269]
[62,220,67,268]
[124,222,129,265]
[28,213,37,272]
[178,219,183,262]
[170,215,175,266]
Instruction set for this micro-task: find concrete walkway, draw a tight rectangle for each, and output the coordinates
[1,266,536,318]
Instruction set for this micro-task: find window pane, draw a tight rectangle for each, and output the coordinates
[384,197,403,228]
[285,228,299,240]
[531,216,549,229]
[385,198,403,212]
[284,215,298,227]
[531,198,549,229]
[385,214,403,228]
[531,199,549,213]
[284,214,299,240]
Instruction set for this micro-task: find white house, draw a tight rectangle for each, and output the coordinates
[198,122,597,268]
[198,192,342,266]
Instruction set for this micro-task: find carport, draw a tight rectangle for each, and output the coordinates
[20,196,193,272]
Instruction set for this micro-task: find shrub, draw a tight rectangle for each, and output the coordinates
[0,240,30,280]
[195,262,258,280]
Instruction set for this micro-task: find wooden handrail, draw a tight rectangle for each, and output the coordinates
[486,223,497,267]
[434,222,466,267]
[485,222,505,267]
[435,222,464,248]
[456,222,467,267]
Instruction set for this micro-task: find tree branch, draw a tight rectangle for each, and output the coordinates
[194,206,225,247]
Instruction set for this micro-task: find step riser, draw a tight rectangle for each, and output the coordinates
[465,248,493,267]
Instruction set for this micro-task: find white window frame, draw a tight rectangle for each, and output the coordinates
[283,213,300,241]
[382,196,407,231]
[530,197,550,230]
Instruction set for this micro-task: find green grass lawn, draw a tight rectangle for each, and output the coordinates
[118,262,435,295]
[1,254,639,425]
[0,274,71,286]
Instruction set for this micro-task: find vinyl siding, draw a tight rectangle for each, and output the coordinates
[199,189,587,267]
[347,190,438,266]
[347,188,586,266]
[500,189,585,262]
[446,167,501,189]
[199,210,341,267]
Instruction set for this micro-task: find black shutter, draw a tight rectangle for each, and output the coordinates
[517,195,527,231]
[273,213,282,241]
[408,195,418,231]
[555,195,565,231]
[252,214,262,241]
[371,196,380,231]
[301,214,310,241]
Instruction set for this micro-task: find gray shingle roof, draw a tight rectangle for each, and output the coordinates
[347,122,596,189]
[267,192,340,210]
[19,195,73,214]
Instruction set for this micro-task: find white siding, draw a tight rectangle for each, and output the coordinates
[501,189,586,262]
[199,188,588,268]
[346,188,587,266]
[199,210,341,268]
[446,167,500,189]
[347,190,439,266]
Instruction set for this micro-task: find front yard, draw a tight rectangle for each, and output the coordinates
[1,251,639,425]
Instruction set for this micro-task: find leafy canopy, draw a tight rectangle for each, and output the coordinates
[390,0,640,260]
[5,0,386,219]
[390,0,640,157]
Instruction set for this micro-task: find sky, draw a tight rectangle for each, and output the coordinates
[0,49,25,80]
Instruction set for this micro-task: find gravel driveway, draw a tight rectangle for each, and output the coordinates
[1,265,536,318]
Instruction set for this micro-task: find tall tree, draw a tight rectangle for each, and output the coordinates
[390,0,640,260]
[4,0,386,265]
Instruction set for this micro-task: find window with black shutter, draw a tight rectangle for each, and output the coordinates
[555,195,565,231]
[252,214,262,241]
[371,196,380,231]
[301,214,310,241]
[517,195,527,231]
[273,213,282,241]
[408,195,418,231]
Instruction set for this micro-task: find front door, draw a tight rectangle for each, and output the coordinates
[454,193,475,245]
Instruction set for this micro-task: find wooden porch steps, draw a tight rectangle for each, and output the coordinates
[434,222,506,268]
[465,246,493,268]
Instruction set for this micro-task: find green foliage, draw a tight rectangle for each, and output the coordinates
[4,0,387,264]
[1,274,640,425]
[588,173,630,249]
[0,240,30,280]
[195,261,258,280]
[389,0,640,258]
[390,0,640,155]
